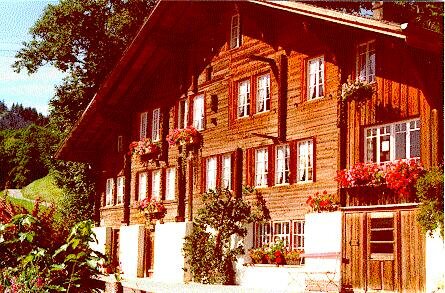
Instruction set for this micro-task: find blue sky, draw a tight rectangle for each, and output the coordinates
[0,0,64,115]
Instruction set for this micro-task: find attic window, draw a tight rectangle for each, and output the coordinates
[117,135,123,153]
[357,40,375,83]
[230,14,241,49]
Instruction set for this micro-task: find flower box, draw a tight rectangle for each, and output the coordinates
[128,138,161,161]
[166,126,202,148]
[341,79,373,103]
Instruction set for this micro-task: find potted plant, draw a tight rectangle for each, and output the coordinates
[135,198,167,223]
[166,126,202,149]
[248,247,268,264]
[341,77,373,103]
[284,249,303,265]
[306,190,338,212]
[128,138,161,161]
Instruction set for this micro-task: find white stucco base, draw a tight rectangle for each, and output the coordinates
[91,226,112,256]
[426,230,445,293]
[119,224,145,278]
[152,221,193,283]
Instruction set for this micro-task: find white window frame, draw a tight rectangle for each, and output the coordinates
[307,57,324,100]
[222,154,232,190]
[193,95,205,131]
[116,176,125,205]
[151,108,161,142]
[357,40,376,83]
[165,168,176,201]
[275,144,290,185]
[365,118,420,164]
[138,172,147,201]
[255,220,305,250]
[238,79,250,118]
[256,74,270,113]
[151,170,161,200]
[230,14,241,49]
[255,148,268,187]
[139,112,148,140]
[206,157,217,191]
[105,178,114,206]
[178,99,189,129]
[297,140,314,183]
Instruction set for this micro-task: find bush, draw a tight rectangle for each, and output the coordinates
[416,166,444,238]
[183,187,269,284]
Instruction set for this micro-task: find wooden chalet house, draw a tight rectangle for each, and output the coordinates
[56,1,443,292]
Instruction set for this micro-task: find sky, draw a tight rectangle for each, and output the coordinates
[0,0,64,115]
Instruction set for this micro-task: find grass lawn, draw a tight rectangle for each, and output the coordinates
[21,174,64,204]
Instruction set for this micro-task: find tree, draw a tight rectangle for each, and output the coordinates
[13,0,157,224]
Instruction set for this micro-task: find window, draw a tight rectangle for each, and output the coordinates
[255,148,268,187]
[275,144,290,185]
[230,14,241,49]
[297,140,313,182]
[369,212,394,259]
[206,157,217,191]
[255,220,305,249]
[307,57,324,100]
[117,136,123,153]
[116,176,125,205]
[238,80,250,118]
[165,168,176,201]
[152,108,160,142]
[138,172,147,201]
[193,95,205,130]
[178,99,189,129]
[105,178,114,206]
[357,40,375,83]
[365,119,420,164]
[222,154,232,189]
[292,220,305,250]
[151,170,161,200]
[257,74,270,113]
[140,112,148,139]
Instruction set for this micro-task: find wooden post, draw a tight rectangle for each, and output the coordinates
[176,147,186,222]
[278,54,288,142]
[123,153,131,225]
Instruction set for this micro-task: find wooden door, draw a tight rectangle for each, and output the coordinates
[342,212,366,291]
[366,212,397,291]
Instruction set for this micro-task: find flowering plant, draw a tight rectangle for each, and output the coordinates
[248,239,303,265]
[128,138,161,158]
[306,190,338,212]
[166,126,201,148]
[134,198,166,219]
[341,79,373,102]
[336,162,385,188]
[385,159,424,198]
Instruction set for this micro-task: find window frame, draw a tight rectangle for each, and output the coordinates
[255,219,305,250]
[206,156,218,191]
[165,167,176,201]
[116,176,125,205]
[237,79,251,118]
[138,172,148,201]
[297,139,314,183]
[256,73,270,114]
[193,94,205,131]
[364,118,420,164]
[254,148,269,188]
[368,212,395,260]
[222,154,232,190]
[307,56,325,101]
[105,178,114,206]
[151,108,161,142]
[139,112,148,140]
[275,144,290,185]
[230,14,241,49]
[356,40,376,84]
[151,170,161,200]
[178,99,189,129]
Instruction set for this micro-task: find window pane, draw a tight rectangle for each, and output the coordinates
[193,95,204,130]
[395,132,406,160]
[206,157,217,190]
[410,128,420,158]
[222,155,232,189]
[139,173,147,200]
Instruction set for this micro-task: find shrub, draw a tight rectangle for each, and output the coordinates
[183,187,269,284]
[416,166,444,238]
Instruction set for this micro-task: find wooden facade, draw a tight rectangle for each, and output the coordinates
[56,1,443,292]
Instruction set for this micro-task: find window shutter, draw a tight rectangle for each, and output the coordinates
[216,155,222,188]
[289,141,297,184]
[301,60,307,103]
[233,148,243,197]
[147,172,152,199]
[268,145,275,187]
[161,169,166,200]
[312,138,317,182]
[188,97,193,128]
[246,148,255,187]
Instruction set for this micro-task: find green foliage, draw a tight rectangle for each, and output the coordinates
[183,187,269,284]
[0,198,103,292]
[416,167,444,238]
[22,174,63,204]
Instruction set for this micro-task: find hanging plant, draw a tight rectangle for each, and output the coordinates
[341,79,373,103]
[166,126,202,149]
[128,138,161,161]
[134,197,167,228]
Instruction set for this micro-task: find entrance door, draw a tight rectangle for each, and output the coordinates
[343,212,366,291]
[366,212,397,291]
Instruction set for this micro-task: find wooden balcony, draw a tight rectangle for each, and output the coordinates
[340,185,418,207]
